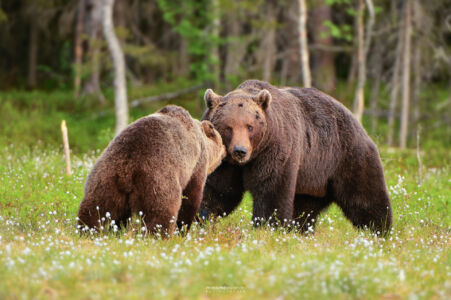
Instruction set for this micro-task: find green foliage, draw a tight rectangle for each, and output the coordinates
[320,0,355,43]
[157,0,221,83]
[322,20,353,42]
[325,0,352,5]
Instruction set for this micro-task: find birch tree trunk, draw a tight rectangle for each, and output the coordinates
[399,0,412,149]
[298,0,311,87]
[352,0,374,123]
[74,0,86,97]
[352,0,365,122]
[103,0,129,135]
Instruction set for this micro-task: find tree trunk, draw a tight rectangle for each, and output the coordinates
[352,0,374,123]
[411,1,422,135]
[258,1,276,83]
[114,0,127,29]
[74,0,86,98]
[83,0,105,103]
[27,20,38,88]
[224,16,248,88]
[178,37,190,77]
[285,0,301,85]
[387,9,404,146]
[298,0,311,87]
[347,49,357,85]
[352,0,365,122]
[399,0,412,149]
[103,0,129,135]
[311,0,335,93]
[369,42,382,135]
[410,42,421,139]
[280,56,289,86]
[210,0,221,85]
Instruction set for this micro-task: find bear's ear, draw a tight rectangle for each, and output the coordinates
[253,89,272,111]
[200,120,217,139]
[204,89,222,109]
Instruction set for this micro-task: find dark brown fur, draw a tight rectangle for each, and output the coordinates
[200,80,392,235]
[78,105,225,236]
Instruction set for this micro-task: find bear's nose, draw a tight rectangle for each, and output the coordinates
[233,146,248,158]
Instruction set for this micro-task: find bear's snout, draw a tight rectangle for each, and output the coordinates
[233,146,248,157]
[232,145,249,162]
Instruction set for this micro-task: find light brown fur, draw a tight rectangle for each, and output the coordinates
[78,105,225,236]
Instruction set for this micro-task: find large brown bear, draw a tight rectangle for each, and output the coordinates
[78,105,226,235]
[199,80,392,235]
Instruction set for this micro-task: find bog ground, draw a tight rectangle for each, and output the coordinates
[0,90,450,299]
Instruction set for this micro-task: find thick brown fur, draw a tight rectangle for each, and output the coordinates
[200,80,392,235]
[78,105,226,236]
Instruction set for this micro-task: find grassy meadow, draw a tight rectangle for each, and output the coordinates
[0,88,450,299]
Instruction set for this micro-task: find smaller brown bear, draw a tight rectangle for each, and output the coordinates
[77,105,226,236]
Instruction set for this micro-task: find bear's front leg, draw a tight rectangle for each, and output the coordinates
[247,165,298,228]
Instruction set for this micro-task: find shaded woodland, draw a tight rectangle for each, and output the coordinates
[0,0,450,147]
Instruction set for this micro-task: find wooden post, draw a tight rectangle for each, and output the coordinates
[61,120,72,176]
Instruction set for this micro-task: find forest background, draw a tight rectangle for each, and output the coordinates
[0,0,450,151]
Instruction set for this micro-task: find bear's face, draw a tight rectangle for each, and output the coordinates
[203,89,271,165]
[200,120,227,174]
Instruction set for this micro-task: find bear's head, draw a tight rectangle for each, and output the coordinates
[203,88,271,165]
[200,120,227,174]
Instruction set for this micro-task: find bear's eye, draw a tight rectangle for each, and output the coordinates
[225,126,233,134]
[247,125,253,132]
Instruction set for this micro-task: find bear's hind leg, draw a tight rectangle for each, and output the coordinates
[333,150,393,235]
[178,173,206,232]
[336,198,392,235]
[129,181,182,237]
[293,194,332,233]
[78,178,130,232]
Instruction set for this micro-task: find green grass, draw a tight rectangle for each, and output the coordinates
[0,144,449,299]
[0,88,450,299]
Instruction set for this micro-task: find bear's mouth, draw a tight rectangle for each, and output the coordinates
[228,153,250,165]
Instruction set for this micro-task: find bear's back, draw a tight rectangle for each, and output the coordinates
[90,107,203,191]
